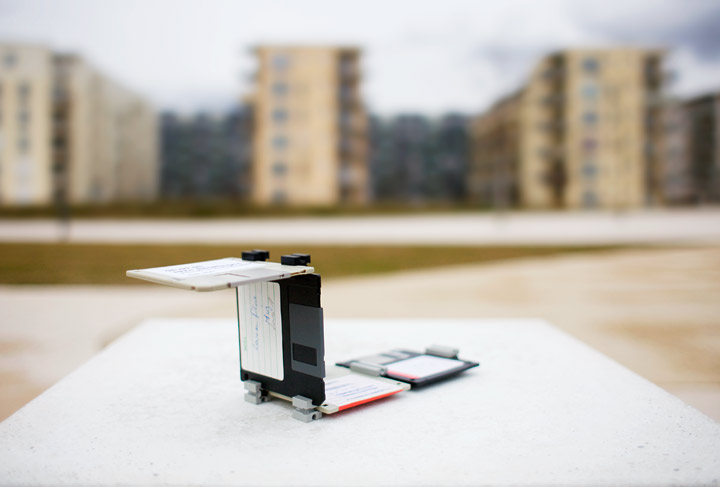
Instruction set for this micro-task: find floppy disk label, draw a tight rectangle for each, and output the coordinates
[386,355,466,380]
[238,282,283,380]
[324,374,403,410]
[140,258,260,281]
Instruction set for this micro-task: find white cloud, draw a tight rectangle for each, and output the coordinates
[0,0,717,114]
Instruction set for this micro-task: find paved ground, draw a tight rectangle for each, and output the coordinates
[2,209,720,245]
[1,246,718,422]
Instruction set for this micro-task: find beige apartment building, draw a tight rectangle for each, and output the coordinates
[469,91,521,208]
[0,43,157,206]
[471,48,665,209]
[249,45,368,206]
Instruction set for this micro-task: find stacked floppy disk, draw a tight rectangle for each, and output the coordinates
[127,251,478,422]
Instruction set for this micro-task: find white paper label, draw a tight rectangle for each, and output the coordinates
[324,374,403,410]
[386,355,465,380]
[238,282,283,380]
[144,258,260,280]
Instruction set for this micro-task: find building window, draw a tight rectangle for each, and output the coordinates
[339,111,352,128]
[582,58,599,74]
[18,83,31,100]
[18,138,30,153]
[272,54,290,71]
[339,84,353,102]
[272,108,288,123]
[582,191,597,208]
[272,190,286,204]
[538,147,554,159]
[18,110,30,125]
[583,139,597,152]
[644,57,661,88]
[271,135,288,150]
[581,83,599,99]
[340,55,355,77]
[272,162,287,176]
[582,162,597,178]
[271,82,288,96]
[339,135,351,154]
[3,52,17,68]
[582,112,597,125]
[53,84,68,101]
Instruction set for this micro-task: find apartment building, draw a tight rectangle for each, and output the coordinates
[683,93,720,203]
[370,114,470,203]
[663,99,694,204]
[469,92,521,208]
[471,48,665,209]
[0,43,158,206]
[249,45,367,206]
[161,107,252,199]
[663,92,720,204]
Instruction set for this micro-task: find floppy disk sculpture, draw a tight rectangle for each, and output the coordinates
[127,251,478,422]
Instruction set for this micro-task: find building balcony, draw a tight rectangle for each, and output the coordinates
[644,92,666,107]
[541,94,564,106]
[537,120,565,134]
[540,66,565,80]
[539,146,564,161]
[339,58,360,81]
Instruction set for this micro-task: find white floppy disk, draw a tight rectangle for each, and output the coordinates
[126,257,314,292]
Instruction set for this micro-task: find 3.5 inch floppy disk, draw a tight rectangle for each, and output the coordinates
[126,257,314,291]
[127,252,411,422]
[337,347,479,387]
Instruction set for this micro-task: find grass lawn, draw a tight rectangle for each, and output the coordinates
[0,201,488,219]
[0,243,628,285]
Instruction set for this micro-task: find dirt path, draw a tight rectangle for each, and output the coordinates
[1,247,718,421]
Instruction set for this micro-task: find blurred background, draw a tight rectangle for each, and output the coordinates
[0,0,719,421]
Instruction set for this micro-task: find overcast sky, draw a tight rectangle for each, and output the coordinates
[1,0,719,115]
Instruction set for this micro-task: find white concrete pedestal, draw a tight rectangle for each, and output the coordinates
[1,318,718,486]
